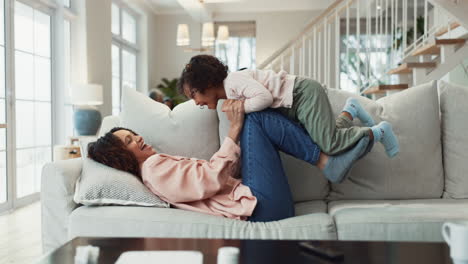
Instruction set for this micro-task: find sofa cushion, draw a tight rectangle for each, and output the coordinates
[328,199,468,242]
[216,100,329,202]
[68,201,336,240]
[439,81,468,198]
[120,88,220,161]
[74,157,169,207]
[327,81,444,200]
[294,201,327,216]
[98,116,121,137]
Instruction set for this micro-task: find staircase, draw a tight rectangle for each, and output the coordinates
[257,0,468,99]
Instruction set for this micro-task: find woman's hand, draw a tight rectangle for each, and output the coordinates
[222,99,244,114]
[222,99,245,125]
[222,99,245,142]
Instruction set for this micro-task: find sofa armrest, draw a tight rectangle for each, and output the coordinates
[41,158,82,253]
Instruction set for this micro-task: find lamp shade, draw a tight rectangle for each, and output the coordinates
[176,24,190,46]
[71,83,103,105]
[202,22,215,47]
[217,25,229,44]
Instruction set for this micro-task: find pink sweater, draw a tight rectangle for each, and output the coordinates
[224,69,296,113]
[142,138,257,220]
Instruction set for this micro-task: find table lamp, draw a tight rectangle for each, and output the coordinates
[71,83,103,136]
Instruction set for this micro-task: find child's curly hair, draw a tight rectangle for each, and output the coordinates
[177,55,228,96]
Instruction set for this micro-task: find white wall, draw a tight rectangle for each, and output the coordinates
[84,4,322,115]
[153,10,321,86]
[86,0,112,116]
[85,0,158,117]
[443,59,468,86]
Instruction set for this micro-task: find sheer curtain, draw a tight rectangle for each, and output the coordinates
[215,21,256,71]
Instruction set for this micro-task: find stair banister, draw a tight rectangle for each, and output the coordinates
[308,36,312,77]
[257,0,348,70]
[318,29,322,83]
[424,0,428,41]
[313,27,317,79]
[335,10,340,89]
[414,0,417,46]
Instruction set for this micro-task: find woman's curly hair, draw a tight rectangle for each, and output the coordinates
[177,55,228,96]
[87,127,142,180]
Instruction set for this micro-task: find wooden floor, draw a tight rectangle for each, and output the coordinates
[0,202,43,264]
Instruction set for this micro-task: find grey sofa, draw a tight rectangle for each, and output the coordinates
[41,80,468,253]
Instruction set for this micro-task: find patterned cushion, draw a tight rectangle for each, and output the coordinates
[74,157,169,207]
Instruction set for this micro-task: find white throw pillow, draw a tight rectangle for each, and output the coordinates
[328,80,444,200]
[74,157,169,207]
[120,87,220,161]
[439,80,468,198]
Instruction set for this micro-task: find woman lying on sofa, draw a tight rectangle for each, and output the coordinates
[87,100,372,222]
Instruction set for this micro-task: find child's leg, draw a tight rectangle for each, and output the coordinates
[335,113,375,160]
[242,110,371,184]
[335,113,353,129]
[292,77,371,155]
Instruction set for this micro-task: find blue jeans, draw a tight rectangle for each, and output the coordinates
[240,110,321,222]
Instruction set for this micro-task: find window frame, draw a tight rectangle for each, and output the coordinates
[213,21,257,72]
[0,0,79,213]
[4,0,55,210]
[111,0,139,115]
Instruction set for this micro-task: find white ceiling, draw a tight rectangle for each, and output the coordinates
[145,0,332,15]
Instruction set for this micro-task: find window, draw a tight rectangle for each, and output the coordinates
[215,22,256,71]
[63,0,71,8]
[339,19,395,94]
[111,2,138,116]
[340,34,393,93]
[0,0,81,213]
[14,1,52,198]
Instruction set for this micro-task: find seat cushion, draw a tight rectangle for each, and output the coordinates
[294,200,327,216]
[68,201,336,240]
[439,81,468,198]
[327,81,444,200]
[329,199,468,242]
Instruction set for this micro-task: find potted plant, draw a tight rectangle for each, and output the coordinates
[156,78,188,106]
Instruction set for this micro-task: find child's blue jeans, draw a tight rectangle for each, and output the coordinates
[240,110,321,222]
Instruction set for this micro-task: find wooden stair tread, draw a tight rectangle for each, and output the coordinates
[411,38,466,57]
[364,84,409,95]
[435,22,461,37]
[387,62,437,74]
[435,38,466,45]
[411,44,440,56]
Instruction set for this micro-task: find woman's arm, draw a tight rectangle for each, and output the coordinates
[223,99,245,143]
[143,138,241,203]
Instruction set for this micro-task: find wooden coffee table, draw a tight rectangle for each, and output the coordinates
[38,237,452,264]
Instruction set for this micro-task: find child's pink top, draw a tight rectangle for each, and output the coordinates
[224,69,296,113]
[142,137,257,220]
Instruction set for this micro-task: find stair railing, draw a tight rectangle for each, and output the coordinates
[257,0,458,96]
